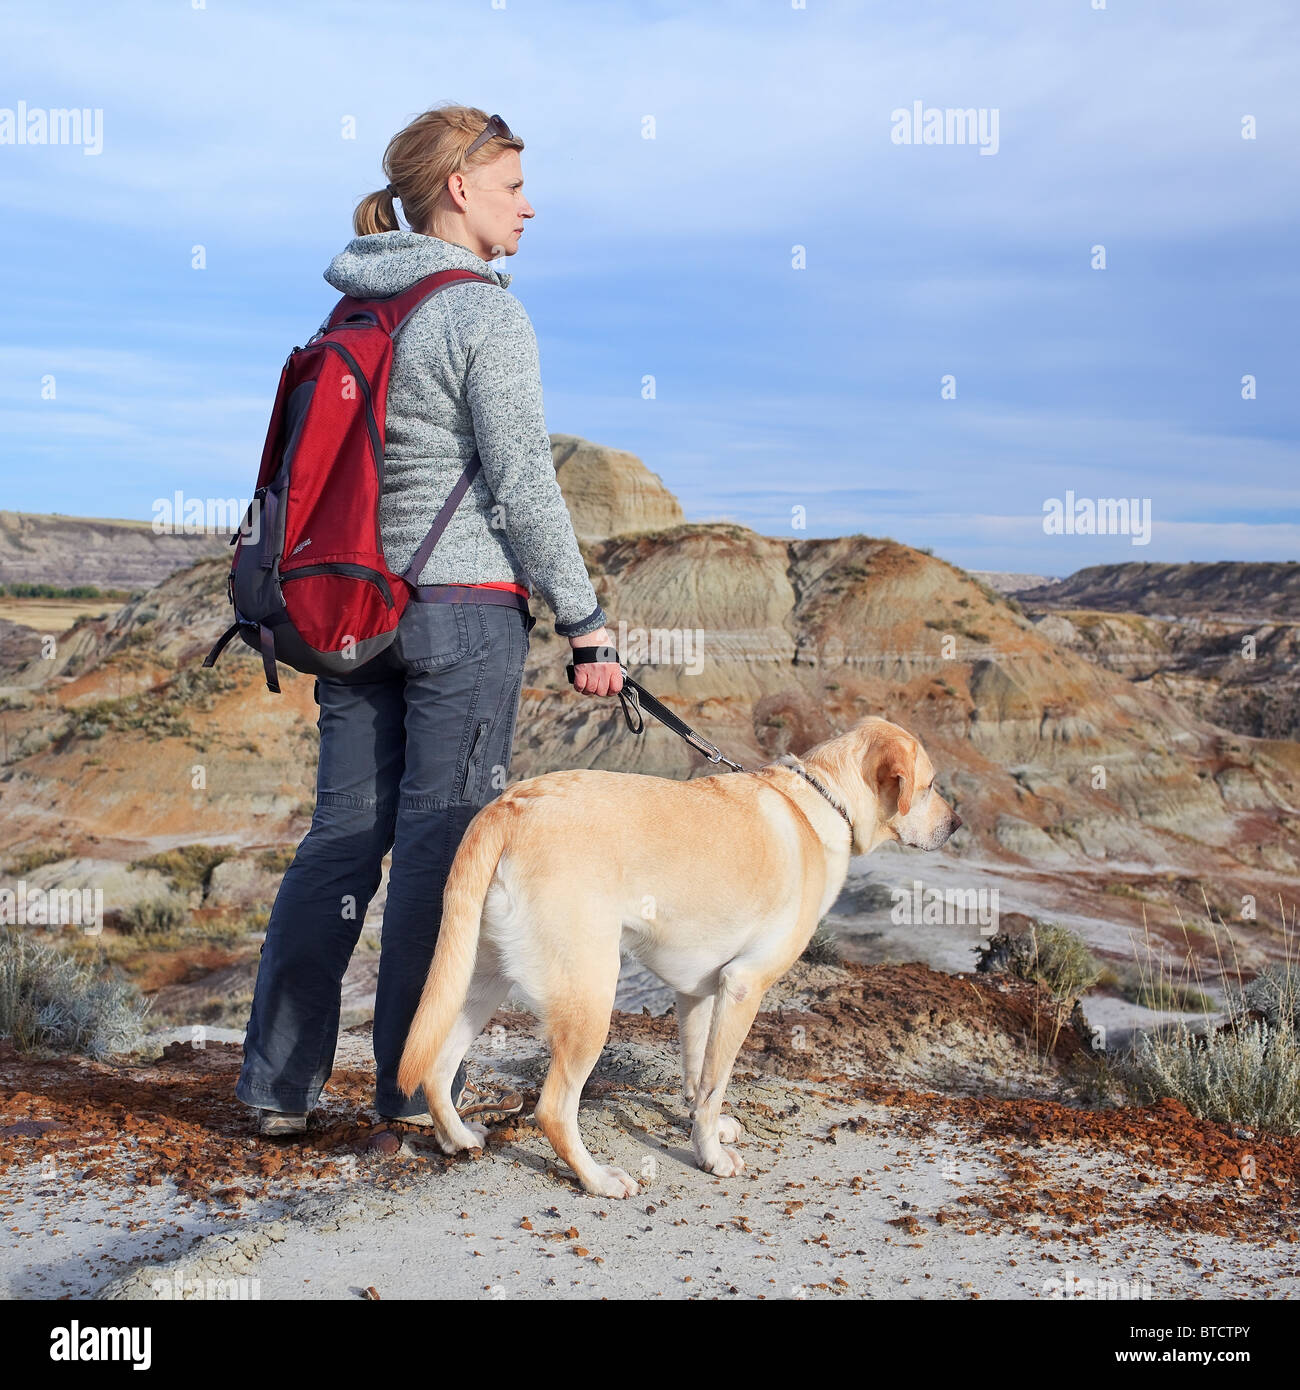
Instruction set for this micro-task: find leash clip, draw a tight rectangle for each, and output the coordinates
[686,732,746,773]
[616,672,643,734]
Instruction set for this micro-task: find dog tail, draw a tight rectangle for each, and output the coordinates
[396,803,507,1100]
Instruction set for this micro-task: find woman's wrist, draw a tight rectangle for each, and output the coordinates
[553,600,607,638]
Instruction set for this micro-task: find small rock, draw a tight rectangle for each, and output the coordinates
[0,1119,66,1138]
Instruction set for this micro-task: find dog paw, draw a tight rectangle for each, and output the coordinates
[585,1165,639,1199]
[439,1121,488,1155]
[716,1113,744,1145]
[701,1146,745,1178]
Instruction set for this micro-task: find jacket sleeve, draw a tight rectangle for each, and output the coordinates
[464,293,607,637]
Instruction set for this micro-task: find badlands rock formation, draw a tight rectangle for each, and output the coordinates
[0,439,1295,979]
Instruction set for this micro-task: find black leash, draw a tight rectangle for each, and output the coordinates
[562,646,856,835]
[565,644,746,772]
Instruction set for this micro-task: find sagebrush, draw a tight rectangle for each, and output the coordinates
[0,927,150,1059]
[1123,1017,1300,1136]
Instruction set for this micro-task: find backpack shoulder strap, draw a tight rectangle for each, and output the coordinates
[321,267,502,588]
[399,452,482,585]
[326,268,499,338]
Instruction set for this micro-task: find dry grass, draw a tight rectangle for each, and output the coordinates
[129,843,234,895]
[978,921,1102,1063]
[0,926,150,1059]
[0,596,121,631]
[800,917,842,965]
[1119,895,1300,1135]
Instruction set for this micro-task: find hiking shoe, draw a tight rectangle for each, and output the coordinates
[456,1084,524,1126]
[383,1086,524,1129]
[257,1109,308,1137]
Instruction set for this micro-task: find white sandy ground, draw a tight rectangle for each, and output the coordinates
[119,1122,1298,1302]
[2,1023,1296,1302]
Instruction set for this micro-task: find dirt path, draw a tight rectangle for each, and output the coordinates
[2,962,1296,1300]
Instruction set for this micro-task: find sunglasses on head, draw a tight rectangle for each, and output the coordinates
[466,113,514,158]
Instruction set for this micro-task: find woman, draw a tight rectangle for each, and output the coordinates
[236,104,623,1136]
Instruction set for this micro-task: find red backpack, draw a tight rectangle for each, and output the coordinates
[203,269,496,692]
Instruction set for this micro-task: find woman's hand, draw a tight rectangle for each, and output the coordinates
[568,627,624,697]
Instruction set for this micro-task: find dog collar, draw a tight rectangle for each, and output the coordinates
[774,756,853,836]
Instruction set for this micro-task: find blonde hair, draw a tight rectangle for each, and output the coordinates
[353,102,525,237]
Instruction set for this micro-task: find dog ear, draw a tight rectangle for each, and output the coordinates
[873,735,915,817]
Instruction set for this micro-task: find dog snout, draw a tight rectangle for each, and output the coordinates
[951,814,962,832]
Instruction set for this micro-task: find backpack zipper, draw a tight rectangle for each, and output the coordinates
[280,562,396,609]
[319,340,383,470]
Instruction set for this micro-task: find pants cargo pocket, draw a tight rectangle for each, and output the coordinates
[457,719,491,803]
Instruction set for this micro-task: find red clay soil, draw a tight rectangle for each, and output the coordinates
[1,961,1296,1250]
[0,1039,386,1211]
[613,959,1091,1081]
[835,1085,1298,1249]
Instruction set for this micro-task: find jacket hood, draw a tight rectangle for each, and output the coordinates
[322,229,512,299]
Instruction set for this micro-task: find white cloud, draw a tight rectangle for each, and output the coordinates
[3,0,1295,563]
[4,0,1297,249]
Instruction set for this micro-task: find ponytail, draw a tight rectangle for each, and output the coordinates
[353,186,401,236]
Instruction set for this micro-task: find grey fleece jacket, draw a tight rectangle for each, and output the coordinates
[318,230,607,637]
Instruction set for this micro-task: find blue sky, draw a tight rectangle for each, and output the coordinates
[2,0,1297,576]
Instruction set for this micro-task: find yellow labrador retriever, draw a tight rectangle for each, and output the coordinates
[397,715,960,1198]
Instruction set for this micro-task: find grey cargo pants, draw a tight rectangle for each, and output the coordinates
[236,597,532,1119]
